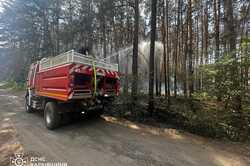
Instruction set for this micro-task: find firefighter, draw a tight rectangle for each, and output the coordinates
[78,47,89,55]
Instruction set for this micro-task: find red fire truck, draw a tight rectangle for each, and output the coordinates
[26,50,120,130]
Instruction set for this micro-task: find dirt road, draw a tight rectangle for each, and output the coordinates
[0,89,249,166]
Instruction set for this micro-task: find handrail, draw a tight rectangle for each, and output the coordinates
[40,50,118,72]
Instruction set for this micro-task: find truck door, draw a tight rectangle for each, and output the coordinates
[27,64,34,88]
[28,63,38,89]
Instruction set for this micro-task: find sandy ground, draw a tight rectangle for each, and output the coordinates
[0,89,249,166]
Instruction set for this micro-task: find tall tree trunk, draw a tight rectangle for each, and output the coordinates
[132,0,139,103]
[43,8,51,56]
[162,0,167,99]
[124,54,129,95]
[244,30,249,89]
[102,17,107,59]
[204,3,209,64]
[156,65,159,96]
[159,65,162,96]
[214,0,221,100]
[195,14,199,91]
[174,0,181,98]
[166,0,171,104]
[200,5,204,90]
[148,0,158,113]
[55,0,60,55]
[180,0,184,92]
[214,0,220,60]
[68,0,74,49]
[188,0,194,97]
[224,0,236,53]
[184,20,188,97]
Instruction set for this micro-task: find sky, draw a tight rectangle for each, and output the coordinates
[0,0,5,12]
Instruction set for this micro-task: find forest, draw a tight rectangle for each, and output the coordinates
[0,0,249,141]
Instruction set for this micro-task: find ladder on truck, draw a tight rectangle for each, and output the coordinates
[39,50,119,72]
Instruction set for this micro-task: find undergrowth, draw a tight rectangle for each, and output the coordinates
[107,94,250,142]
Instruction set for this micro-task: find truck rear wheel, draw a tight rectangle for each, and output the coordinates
[44,102,61,130]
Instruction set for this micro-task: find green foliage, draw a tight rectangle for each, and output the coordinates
[192,92,215,101]
[241,37,250,47]
[190,48,250,141]
[0,80,26,91]
[201,49,250,109]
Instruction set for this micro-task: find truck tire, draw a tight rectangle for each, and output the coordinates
[44,102,61,130]
[25,93,33,113]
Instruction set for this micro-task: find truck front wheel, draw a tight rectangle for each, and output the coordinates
[44,102,61,130]
[25,92,33,113]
